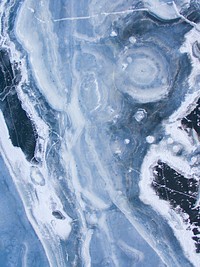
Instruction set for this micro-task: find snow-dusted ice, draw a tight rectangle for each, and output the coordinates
[0,0,199,266]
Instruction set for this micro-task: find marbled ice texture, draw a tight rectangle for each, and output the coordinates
[0,0,199,266]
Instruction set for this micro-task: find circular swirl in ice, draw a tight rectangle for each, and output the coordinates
[114,45,171,103]
[128,57,160,89]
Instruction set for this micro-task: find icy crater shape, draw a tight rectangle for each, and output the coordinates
[115,46,170,102]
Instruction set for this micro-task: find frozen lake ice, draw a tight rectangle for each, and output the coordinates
[0,0,199,266]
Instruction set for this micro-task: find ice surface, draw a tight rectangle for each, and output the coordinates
[114,45,171,103]
[0,0,199,266]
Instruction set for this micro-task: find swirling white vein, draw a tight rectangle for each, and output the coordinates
[0,111,72,267]
[139,92,200,267]
[15,0,68,111]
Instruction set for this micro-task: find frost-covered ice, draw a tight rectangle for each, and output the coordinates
[0,0,200,266]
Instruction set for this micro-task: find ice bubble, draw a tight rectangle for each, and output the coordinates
[146,135,155,144]
[124,139,130,144]
[127,57,132,63]
[110,31,118,37]
[134,108,147,122]
[172,144,182,154]
[129,36,136,44]
[30,166,45,186]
